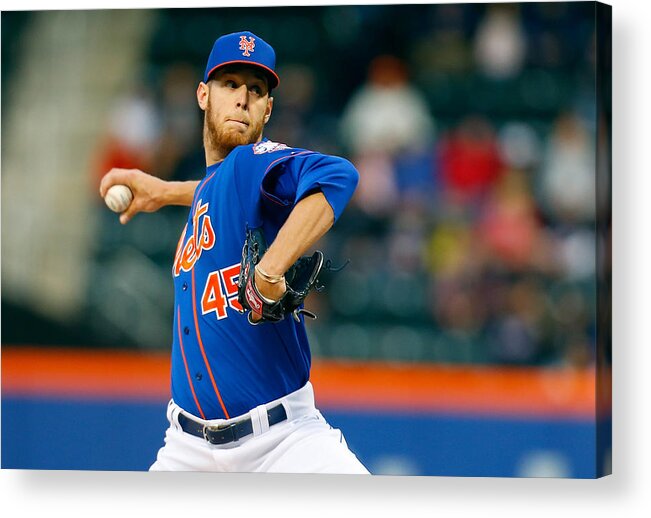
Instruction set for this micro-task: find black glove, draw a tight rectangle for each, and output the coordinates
[237,227,326,325]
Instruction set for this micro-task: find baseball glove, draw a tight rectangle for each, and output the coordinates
[237,227,330,325]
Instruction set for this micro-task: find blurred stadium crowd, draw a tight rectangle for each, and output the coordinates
[6,3,601,367]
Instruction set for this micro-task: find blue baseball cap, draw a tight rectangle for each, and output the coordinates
[204,31,280,89]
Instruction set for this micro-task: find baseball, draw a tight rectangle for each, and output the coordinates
[104,185,133,213]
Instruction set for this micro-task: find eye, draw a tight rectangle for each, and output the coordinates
[224,79,237,89]
[250,85,262,96]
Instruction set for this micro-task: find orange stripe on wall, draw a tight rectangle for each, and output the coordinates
[1,347,599,418]
[311,361,598,418]
[1,346,171,401]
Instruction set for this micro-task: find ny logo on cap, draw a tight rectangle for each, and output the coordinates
[239,36,256,57]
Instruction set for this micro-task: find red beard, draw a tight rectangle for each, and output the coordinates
[205,98,264,158]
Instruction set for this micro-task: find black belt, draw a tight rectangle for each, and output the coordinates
[178,404,287,445]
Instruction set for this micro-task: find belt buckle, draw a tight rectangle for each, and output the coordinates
[202,422,235,444]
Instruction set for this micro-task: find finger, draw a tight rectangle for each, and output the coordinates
[251,310,262,322]
[119,200,139,225]
[99,168,134,197]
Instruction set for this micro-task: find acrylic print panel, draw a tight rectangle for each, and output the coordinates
[1,2,611,478]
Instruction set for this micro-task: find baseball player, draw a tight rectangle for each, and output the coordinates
[100,31,369,474]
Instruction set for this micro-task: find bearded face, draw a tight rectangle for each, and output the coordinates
[201,66,272,160]
[204,93,266,158]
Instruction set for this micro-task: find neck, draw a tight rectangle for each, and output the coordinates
[204,148,225,168]
[203,125,229,167]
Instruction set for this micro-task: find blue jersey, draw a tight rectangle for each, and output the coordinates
[170,139,359,420]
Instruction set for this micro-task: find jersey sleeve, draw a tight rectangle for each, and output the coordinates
[260,149,359,223]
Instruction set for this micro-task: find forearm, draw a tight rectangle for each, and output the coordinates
[258,191,335,276]
[161,181,201,207]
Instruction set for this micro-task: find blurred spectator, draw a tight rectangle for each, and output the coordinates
[554,227,596,281]
[340,55,434,156]
[539,112,596,223]
[438,115,503,205]
[476,169,542,271]
[341,55,435,217]
[498,122,542,171]
[425,220,477,278]
[394,148,439,210]
[94,87,161,191]
[386,206,427,274]
[349,152,399,217]
[474,4,526,79]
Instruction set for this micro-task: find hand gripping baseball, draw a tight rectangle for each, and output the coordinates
[99,168,198,224]
[237,227,325,325]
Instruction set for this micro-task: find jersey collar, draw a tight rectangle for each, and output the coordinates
[206,160,223,176]
[205,138,269,175]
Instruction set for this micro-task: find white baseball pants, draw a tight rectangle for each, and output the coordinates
[149,381,370,474]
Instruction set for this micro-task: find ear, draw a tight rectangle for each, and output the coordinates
[197,82,209,111]
[264,96,273,124]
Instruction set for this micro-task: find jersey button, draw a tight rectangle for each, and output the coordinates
[182,282,188,291]
[183,327,190,335]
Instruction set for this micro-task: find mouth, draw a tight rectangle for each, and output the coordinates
[226,119,249,128]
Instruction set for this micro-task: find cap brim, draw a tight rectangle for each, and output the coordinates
[205,60,280,89]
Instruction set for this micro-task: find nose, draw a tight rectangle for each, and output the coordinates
[235,84,248,110]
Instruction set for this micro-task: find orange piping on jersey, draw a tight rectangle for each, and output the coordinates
[191,266,230,418]
[181,168,229,417]
[176,306,206,419]
[191,171,217,215]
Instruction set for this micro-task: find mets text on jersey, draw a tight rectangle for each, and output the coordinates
[173,199,242,320]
